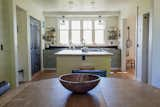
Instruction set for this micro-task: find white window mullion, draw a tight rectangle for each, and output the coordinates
[94,20,105,44]
[92,20,95,45]
[58,18,106,46]
[80,20,83,44]
[59,20,69,45]
[71,20,81,44]
[104,29,107,44]
[104,20,107,44]
[69,20,72,44]
[83,20,92,44]
[57,19,60,45]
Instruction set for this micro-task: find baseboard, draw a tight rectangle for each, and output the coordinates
[43,68,121,71]
[111,67,121,71]
[43,68,56,71]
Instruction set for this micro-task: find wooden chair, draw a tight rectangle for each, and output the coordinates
[126,59,135,69]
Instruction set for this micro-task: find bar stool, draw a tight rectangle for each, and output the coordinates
[126,59,135,69]
[78,66,95,70]
[72,70,107,77]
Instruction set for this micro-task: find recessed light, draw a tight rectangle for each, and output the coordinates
[90,1,95,5]
[68,1,74,5]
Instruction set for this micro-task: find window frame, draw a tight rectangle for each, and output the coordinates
[58,19,70,45]
[70,20,81,45]
[82,20,94,45]
[58,18,106,46]
[94,20,106,45]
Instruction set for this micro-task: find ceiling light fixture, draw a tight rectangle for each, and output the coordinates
[90,1,95,5]
[60,16,66,25]
[68,1,74,5]
[90,1,95,8]
[98,15,102,23]
[68,0,74,9]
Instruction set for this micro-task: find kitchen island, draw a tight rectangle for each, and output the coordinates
[55,50,113,76]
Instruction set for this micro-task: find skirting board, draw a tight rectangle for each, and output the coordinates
[111,68,121,71]
[43,68,57,71]
[43,68,121,71]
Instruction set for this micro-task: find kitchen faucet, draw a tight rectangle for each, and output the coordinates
[69,40,75,50]
[81,39,88,52]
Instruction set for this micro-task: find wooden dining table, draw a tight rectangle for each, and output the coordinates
[2,78,160,107]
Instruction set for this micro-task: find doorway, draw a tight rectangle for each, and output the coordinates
[142,13,150,83]
[16,6,28,83]
[30,17,41,75]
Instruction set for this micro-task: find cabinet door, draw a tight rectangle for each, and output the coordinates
[104,48,121,68]
[43,49,66,69]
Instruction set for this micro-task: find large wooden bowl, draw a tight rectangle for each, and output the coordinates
[59,73,101,94]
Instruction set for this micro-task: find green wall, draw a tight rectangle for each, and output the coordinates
[0,0,10,82]
[0,0,18,87]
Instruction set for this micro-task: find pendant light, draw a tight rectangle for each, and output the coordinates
[98,16,104,25]
[60,16,66,25]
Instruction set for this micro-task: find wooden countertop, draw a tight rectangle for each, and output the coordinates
[2,78,160,107]
[55,50,113,56]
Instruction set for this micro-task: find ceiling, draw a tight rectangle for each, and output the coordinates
[32,0,137,12]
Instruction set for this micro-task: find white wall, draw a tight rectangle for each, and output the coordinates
[119,4,137,72]
[0,0,18,87]
[0,0,10,82]
[124,0,160,88]
[136,0,160,88]
[119,15,136,72]
[45,17,57,28]
[0,0,19,87]
[105,16,119,45]
[15,0,45,79]
[120,19,127,72]
[0,0,44,86]
[151,0,160,87]
[126,16,136,59]
[136,0,152,81]
[16,0,44,21]
[45,15,119,46]
[16,7,29,81]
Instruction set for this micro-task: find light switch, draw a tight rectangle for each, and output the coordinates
[0,44,3,51]
[82,55,86,61]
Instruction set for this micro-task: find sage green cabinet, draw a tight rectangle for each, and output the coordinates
[105,49,121,68]
[43,48,121,69]
[43,49,64,68]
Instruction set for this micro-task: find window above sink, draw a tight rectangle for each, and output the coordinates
[58,18,106,46]
[44,15,120,47]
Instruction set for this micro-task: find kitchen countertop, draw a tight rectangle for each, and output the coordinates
[45,46,118,50]
[2,78,160,107]
[55,50,113,56]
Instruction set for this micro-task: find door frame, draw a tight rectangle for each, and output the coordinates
[135,10,152,84]
[16,6,28,82]
[142,13,150,83]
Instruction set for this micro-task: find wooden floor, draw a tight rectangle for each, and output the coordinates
[3,76,160,107]
[32,70,58,81]
[32,69,135,81]
[110,68,135,80]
